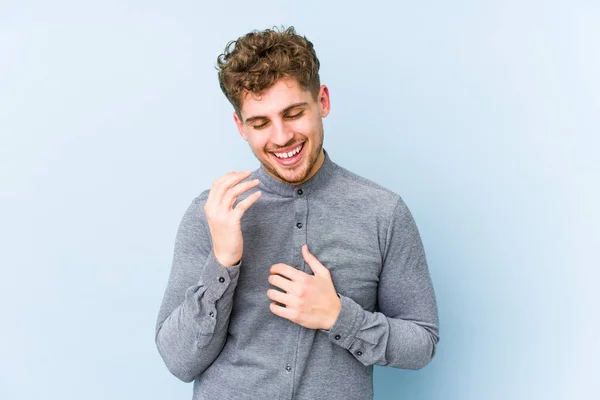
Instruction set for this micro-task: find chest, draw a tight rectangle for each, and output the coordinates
[238,199,383,311]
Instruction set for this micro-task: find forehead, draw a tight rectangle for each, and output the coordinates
[240,78,313,119]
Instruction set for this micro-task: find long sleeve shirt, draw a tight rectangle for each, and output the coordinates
[155,149,439,400]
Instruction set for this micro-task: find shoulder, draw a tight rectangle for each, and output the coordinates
[194,189,211,206]
[178,190,210,219]
[330,162,402,212]
[176,189,211,233]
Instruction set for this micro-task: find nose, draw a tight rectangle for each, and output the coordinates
[270,119,294,146]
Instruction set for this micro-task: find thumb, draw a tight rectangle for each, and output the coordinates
[302,244,327,276]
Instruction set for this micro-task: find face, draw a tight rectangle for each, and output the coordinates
[233,77,330,186]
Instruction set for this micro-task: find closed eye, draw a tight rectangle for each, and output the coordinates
[252,121,269,129]
[285,111,304,120]
[251,111,305,130]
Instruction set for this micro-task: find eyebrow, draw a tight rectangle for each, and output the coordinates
[244,102,308,124]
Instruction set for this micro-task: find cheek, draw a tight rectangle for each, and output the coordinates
[247,134,269,151]
[290,118,319,136]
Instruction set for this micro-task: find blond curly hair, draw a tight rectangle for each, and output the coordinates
[216,26,321,118]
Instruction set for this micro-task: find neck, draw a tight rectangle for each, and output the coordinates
[297,147,325,186]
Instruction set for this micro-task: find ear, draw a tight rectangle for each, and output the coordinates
[233,111,248,141]
[318,85,331,118]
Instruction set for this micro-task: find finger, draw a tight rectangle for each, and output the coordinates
[223,178,260,209]
[302,244,328,276]
[268,273,295,295]
[232,190,262,219]
[267,288,293,305]
[270,263,307,282]
[212,171,253,205]
[207,171,246,207]
[270,301,295,321]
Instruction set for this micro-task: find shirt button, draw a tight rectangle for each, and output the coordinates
[218,277,225,283]
[334,334,341,340]
[209,311,214,318]
[285,364,292,372]
[297,189,303,195]
[296,222,303,229]
[356,350,363,356]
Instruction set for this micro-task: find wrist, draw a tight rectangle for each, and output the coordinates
[214,252,241,268]
[324,293,342,330]
[224,259,241,268]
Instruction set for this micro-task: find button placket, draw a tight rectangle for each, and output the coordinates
[294,187,308,269]
[278,184,307,397]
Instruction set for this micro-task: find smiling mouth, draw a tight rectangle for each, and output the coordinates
[270,142,305,166]
[272,142,304,159]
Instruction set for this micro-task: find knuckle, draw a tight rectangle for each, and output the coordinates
[298,287,307,298]
[204,209,215,219]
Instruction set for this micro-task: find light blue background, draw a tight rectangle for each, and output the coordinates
[1,1,598,399]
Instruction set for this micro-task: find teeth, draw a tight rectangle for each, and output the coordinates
[274,143,303,159]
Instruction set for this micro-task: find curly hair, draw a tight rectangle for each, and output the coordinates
[216,26,321,118]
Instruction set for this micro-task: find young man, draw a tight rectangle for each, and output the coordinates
[155,26,439,400]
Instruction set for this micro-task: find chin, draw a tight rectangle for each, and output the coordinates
[253,136,322,185]
[272,164,310,184]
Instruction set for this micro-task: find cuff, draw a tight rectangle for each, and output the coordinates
[202,249,241,302]
[326,293,362,350]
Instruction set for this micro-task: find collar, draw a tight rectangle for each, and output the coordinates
[255,148,335,197]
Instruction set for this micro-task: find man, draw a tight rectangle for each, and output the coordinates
[155,26,439,400]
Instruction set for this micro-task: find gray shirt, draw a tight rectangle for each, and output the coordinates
[155,149,439,400]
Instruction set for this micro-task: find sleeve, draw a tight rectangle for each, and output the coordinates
[325,197,439,370]
[155,196,241,382]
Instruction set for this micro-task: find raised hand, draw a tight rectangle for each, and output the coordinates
[204,171,261,268]
[267,244,341,330]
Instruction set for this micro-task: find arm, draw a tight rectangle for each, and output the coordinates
[326,197,439,369]
[155,196,241,382]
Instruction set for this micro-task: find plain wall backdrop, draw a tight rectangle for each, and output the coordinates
[1,0,598,399]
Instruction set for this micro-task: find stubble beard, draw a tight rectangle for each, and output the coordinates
[259,128,324,186]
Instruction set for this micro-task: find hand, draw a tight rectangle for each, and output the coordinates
[267,244,341,330]
[204,171,261,267]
